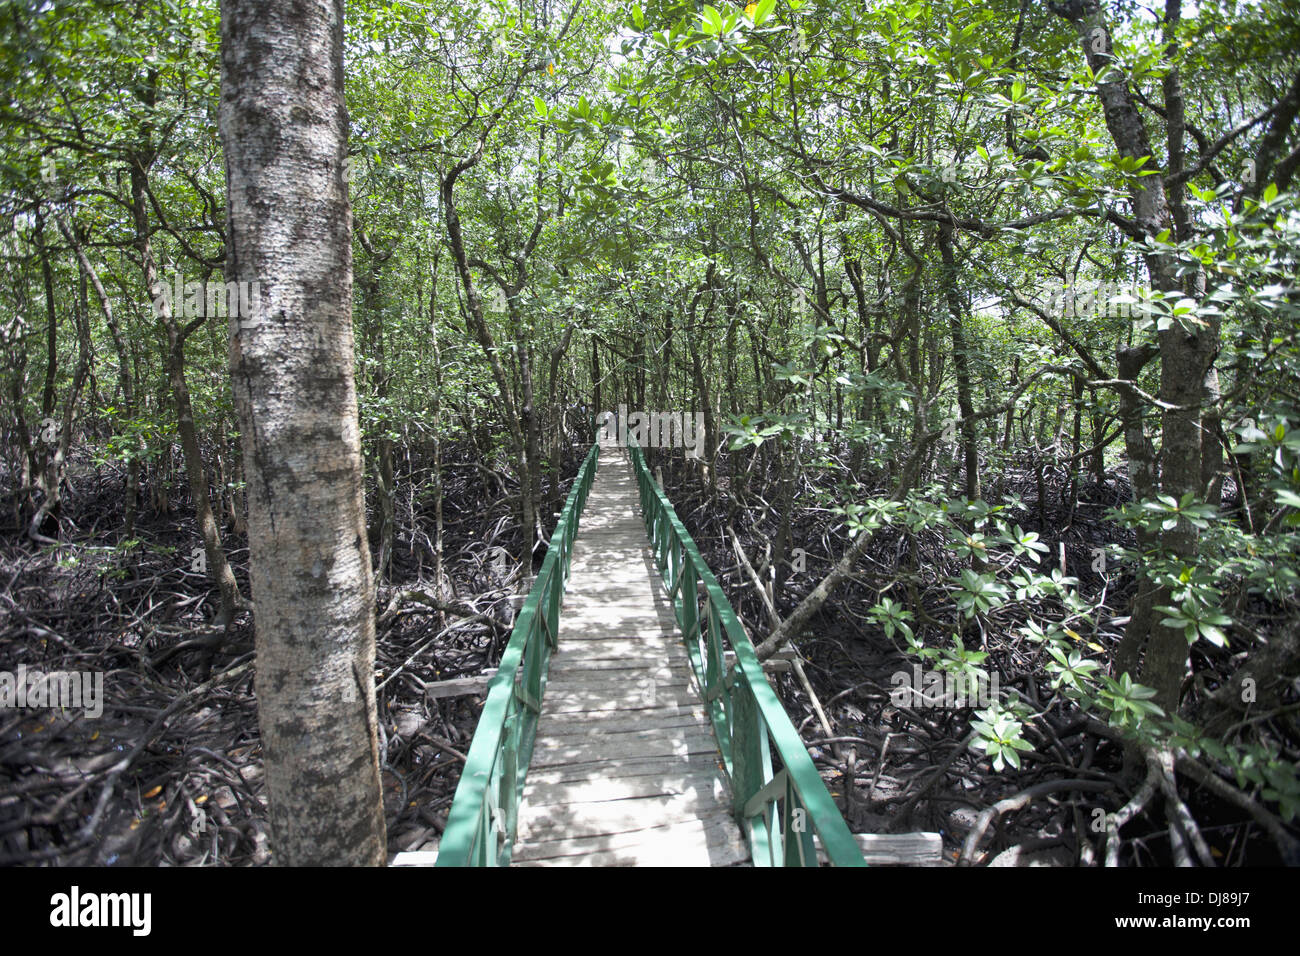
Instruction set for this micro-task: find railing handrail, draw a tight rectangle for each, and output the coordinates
[624,437,866,866]
[436,442,600,866]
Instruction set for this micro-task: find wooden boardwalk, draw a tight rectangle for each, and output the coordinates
[510,442,750,866]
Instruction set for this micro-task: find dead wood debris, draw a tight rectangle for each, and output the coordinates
[1,443,579,865]
[654,447,1299,867]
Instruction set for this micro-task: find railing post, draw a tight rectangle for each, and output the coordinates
[500,712,520,859]
[782,775,817,867]
[731,677,773,860]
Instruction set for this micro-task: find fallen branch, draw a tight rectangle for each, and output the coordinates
[378,587,509,632]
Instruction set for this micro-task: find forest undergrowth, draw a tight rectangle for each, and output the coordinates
[657,444,1294,867]
[3,432,1296,867]
[0,438,579,866]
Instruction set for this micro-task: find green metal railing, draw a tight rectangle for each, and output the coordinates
[436,442,600,867]
[625,438,867,867]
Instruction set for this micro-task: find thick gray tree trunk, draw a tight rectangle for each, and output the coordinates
[219,0,386,866]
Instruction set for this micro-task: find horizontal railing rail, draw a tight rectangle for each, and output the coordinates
[625,437,866,867]
[436,442,600,867]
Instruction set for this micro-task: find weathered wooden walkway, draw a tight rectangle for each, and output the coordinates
[404,436,940,867]
[509,442,749,866]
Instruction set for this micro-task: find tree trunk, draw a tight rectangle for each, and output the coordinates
[591,335,601,423]
[131,167,242,628]
[547,319,576,517]
[517,324,541,555]
[844,253,877,475]
[439,181,529,562]
[220,0,386,866]
[1063,374,1084,522]
[60,216,140,537]
[25,214,63,541]
[938,224,979,501]
[1056,2,1220,711]
[429,260,446,602]
[360,259,395,581]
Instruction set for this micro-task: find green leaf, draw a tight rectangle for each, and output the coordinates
[1275,489,1300,509]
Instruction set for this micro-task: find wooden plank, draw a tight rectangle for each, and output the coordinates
[551,645,686,662]
[557,611,680,631]
[543,685,699,705]
[551,642,686,658]
[522,750,723,787]
[545,675,689,692]
[571,531,644,542]
[541,687,701,713]
[513,818,750,867]
[812,832,944,866]
[544,676,697,696]
[555,634,676,648]
[557,622,680,639]
[519,797,735,842]
[543,679,694,698]
[544,675,693,694]
[391,850,440,866]
[556,646,683,660]
[547,657,685,673]
[537,704,708,729]
[533,716,715,742]
[724,648,795,673]
[422,669,498,699]
[522,769,730,807]
[530,701,707,725]
[529,732,720,767]
[561,581,668,597]
[546,659,684,676]
[551,647,686,661]
[558,629,681,644]
[548,663,690,678]
[513,836,749,867]
[541,712,710,738]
